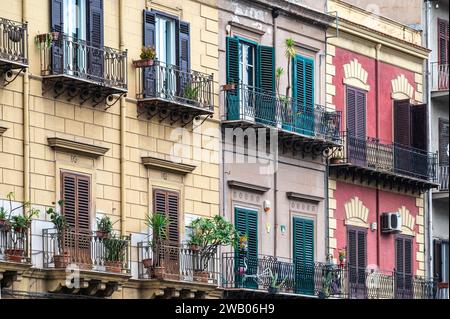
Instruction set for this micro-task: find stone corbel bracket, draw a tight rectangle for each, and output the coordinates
[0,261,31,288]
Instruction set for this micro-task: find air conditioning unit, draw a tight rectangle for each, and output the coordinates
[381,212,402,233]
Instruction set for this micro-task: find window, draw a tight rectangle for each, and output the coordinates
[155,16,176,66]
[293,217,314,295]
[434,240,449,284]
[61,171,91,231]
[153,189,180,244]
[347,227,366,298]
[438,19,449,66]
[346,86,366,166]
[239,42,256,89]
[395,236,413,298]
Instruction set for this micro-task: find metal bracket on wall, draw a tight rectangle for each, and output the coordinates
[326,11,340,39]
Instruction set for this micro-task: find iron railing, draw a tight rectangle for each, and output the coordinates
[431,62,449,92]
[42,228,131,274]
[135,61,214,111]
[0,225,30,263]
[39,33,127,90]
[137,241,219,284]
[221,253,439,299]
[225,84,342,142]
[335,134,438,183]
[439,164,449,191]
[0,17,27,67]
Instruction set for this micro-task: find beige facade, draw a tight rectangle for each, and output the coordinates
[1,0,220,298]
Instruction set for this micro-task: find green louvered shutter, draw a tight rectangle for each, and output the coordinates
[226,37,240,120]
[256,45,275,125]
[293,55,315,136]
[235,208,258,289]
[293,217,315,295]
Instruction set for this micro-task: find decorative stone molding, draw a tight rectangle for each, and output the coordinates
[48,137,110,158]
[398,206,415,236]
[141,156,196,175]
[0,125,7,136]
[231,189,262,206]
[227,180,270,194]
[0,261,31,288]
[343,59,370,91]
[391,74,415,100]
[344,196,369,228]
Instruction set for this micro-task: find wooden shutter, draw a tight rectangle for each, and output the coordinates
[226,37,240,120]
[293,217,315,295]
[411,104,428,151]
[439,119,449,165]
[346,87,357,136]
[347,227,366,297]
[396,236,413,297]
[153,189,179,245]
[434,240,443,281]
[346,87,366,166]
[293,55,315,135]
[178,22,190,72]
[50,0,64,74]
[394,99,411,147]
[87,0,104,79]
[234,208,258,289]
[357,230,367,285]
[256,45,275,125]
[438,19,449,65]
[143,10,156,98]
[61,172,91,231]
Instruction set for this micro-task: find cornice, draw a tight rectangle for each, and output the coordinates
[141,156,197,175]
[47,137,110,158]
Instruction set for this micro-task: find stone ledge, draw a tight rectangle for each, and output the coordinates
[227,180,270,194]
[47,137,110,158]
[142,156,197,175]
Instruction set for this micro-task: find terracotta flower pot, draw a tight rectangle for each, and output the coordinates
[133,59,154,68]
[0,219,9,229]
[96,230,110,239]
[222,83,236,91]
[105,261,122,273]
[193,270,209,283]
[142,258,153,268]
[5,248,24,263]
[152,266,165,279]
[54,252,71,268]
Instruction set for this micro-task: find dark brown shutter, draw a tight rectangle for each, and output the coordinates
[61,173,76,228]
[434,240,443,281]
[143,10,156,98]
[178,21,190,72]
[61,172,91,231]
[153,189,179,244]
[411,104,428,151]
[87,0,104,79]
[50,0,64,74]
[439,119,449,165]
[346,87,356,136]
[357,230,367,284]
[438,19,449,65]
[394,99,411,147]
[396,236,413,297]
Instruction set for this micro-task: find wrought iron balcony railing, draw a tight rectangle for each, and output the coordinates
[0,225,30,263]
[431,62,449,92]
[137,241,219,285]
[439,164,449,191]
[224,84,341,143]
[221,253,439,299]
[0,18,28,73]
[42,228,131,274]
[39,33,127,91]
[333,134,438,183]
[135,61,214,113]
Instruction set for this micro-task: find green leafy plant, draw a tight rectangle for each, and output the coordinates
[269,272,288,293]
[0,207,7,220]
[284,38,296,98]
[10,208,39,232]
[140,45,157,60]
[188,215,239,271]
[96,215,116,234]
[35,33,53,49]
[183,83,199,101]
[145,213,170,249]
[103,235,128,262]
[46,200,69,233]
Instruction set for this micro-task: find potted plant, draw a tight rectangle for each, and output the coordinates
[188,215,239,283]
[103,235,128,273]
[183,83,200,104]
[238,234,248,253]
[0,207,9,230]
[268,273,287,295]
[133,46,157,68]
[7,26,22,43]
[46,200,71,268]
[143,213,170,278]
[96,215,115,239]
[35,33,53,49]
[338,248,346,266]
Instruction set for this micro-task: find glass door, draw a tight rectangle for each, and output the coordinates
[239,42,256,122]
[64,0,87,76]
[155,16,176,99]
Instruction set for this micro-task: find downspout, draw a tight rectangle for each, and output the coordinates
[272,8,279,258]
[424,1,433,279]
[22,0,30,205]
[119,0,126,236]
[375,43,382,268]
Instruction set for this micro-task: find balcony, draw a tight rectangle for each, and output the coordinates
[430,63,449,102]
[330,134,439,192]
[0,17,28,86]
[0,226,32,288]
[135,61,214,125]
[223,84,342,156]
[221,253,440,299]
[137,241,221,298]
[42,228,131,297]
[39,34,127,108]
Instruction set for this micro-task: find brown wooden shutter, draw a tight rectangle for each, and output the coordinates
[434,240,443,282]
[394,99,411,147]
[439,119,449,165]
[347,227,367,297]
[396,236,413,297]
[411,104,428,151]
[357,230,367,285]
[346,87,357,136]
[438,19,449,65]
[61,172,91,232]
[153,189,179,245]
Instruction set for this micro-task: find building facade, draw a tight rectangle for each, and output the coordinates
[326,0,439,298]
[1,0,221,298]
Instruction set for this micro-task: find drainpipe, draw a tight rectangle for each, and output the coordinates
[119,0,126,237]
[424,1,433,279]
[375,43,382,268]
[272,8,279,258]
[22,0,30,205]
